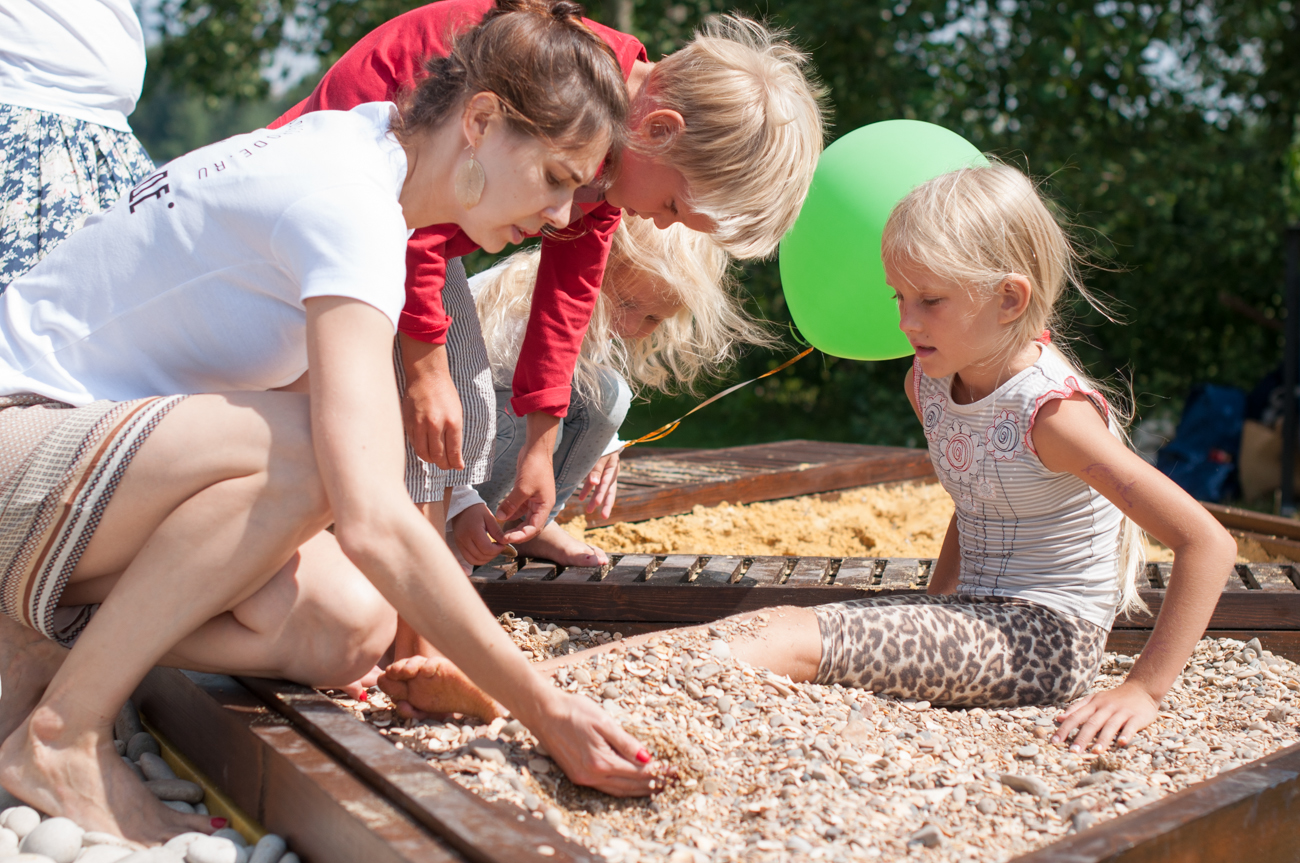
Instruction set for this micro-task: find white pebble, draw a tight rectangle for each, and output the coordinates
[0,826,18,854]
[77,846,135,863]
[185,836,239,863]
[209,829,246,847]
[246,833,286,863]
[708,640,732,660]
[19,816,83,863]
[82,832,133,848]
[162,833,207,853]
[1,806,42,840]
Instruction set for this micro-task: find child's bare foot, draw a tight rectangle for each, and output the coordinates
[0,706,212,842]
[378,656,504,722]
[0,617,68,744]
[514,521,608,567]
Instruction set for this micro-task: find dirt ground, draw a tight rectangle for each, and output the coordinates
[564,480,1283,564]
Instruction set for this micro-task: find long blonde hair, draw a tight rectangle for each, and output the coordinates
[882,162,1148,619]
[475,216,775,400]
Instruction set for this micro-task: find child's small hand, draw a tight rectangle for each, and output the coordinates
[578,452,620,519]
[451,503,512,565]
[1051,681,1159,753]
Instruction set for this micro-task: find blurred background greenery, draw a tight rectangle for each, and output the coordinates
[132,0,1300,449]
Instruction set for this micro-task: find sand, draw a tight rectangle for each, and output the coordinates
[564,480,1285,565]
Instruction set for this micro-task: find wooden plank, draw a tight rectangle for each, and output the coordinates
[557,440,935,527]
[879,558,922,591]
[740,557,790,587]
[832,558,881,588]
[239,677,597,863]
[134,669,458,863]
[646,554,700,584]
[691,555,743,586]
[602,553,654,584]
[1010,741,1300,863]
[1203,501,1300,541]
[1247,564,1300,591]
[512,560,557,583]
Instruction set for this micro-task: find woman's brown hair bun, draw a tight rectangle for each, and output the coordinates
[394,0,627,168]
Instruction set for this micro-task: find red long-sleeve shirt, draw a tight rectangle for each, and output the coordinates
[272,0,645,416]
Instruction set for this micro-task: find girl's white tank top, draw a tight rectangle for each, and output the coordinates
[915,346,1124,630]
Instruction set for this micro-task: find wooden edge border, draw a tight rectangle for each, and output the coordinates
[1010,742,1300,862]
[134,667,460,863]
[237,676,599,863]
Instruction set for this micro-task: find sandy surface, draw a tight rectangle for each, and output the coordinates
[564,481,1285,565]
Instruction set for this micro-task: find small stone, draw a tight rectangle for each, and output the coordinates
[1,806,42,840]
[1266,706,1288,723]
[572,668,592,686]
[162,833,208,853]
[842,718,871,745]
[114,700,145,743]
[716,696,733,715]
[1076,771,1110,787]
[185,836,239,863]
[0,827,18,855]
[907,824,943,848]
[1245,637,1264,655]
[468,740,508,766]
[720,715,736,731]
[708,640,732,660]
[279,856,300,863]
[210,828,246,847]
[144,779,205,804]
[500,720,526,739]
[707,625,723,638]
[77,846,134,863]
[1247,721,1271,732]
[702,778,723,795]
[695,663,721,679]
[537,846,555,857]
[138,752,177,782]
[1016,744,1040,759]
[567,626,583,637]
[522,794,541,811]
[1057,797,1095,820]
[162,800,195,814]
[786,836,813,853]
[543,807,564,828]
[684,680,705,700]
[528,758,552,775]
[19,816,84,863]
[1071,810,1098,832]
[126,732,160,761]
[1001,774,1050,797]
[601,684,619,701]
[976,798,997,815]
[114,739,127,757]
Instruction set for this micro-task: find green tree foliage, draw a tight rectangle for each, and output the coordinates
[143,0,1300,447]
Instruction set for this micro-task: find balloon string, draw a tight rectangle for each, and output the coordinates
[620,347,815,450]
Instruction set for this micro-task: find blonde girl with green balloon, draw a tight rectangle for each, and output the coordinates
[399,161,1237,755]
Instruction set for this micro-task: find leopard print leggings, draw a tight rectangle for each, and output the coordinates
[813,595,1107,707]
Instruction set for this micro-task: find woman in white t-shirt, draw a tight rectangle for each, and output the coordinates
[0,0,157,289]
[0,0,657,844]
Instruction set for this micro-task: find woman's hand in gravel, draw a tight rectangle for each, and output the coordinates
[1052,681,1159,753]
[531,691,658,797]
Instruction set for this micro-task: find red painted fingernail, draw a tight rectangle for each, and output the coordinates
[358,690,368,702]
[635,748,651,764]
[211,817,228,829]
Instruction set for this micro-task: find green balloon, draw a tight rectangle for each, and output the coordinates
[779,120,988,360]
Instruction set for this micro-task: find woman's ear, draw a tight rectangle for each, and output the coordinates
[461,91,503,148]
[998,273,1033,325]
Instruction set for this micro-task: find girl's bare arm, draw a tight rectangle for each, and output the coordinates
[1031,393,1237,753]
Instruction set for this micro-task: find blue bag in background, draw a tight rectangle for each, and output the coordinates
[1156,383,1246,502]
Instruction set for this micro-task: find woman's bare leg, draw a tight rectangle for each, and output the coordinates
[380,606,825,720]
[0,393,346,842]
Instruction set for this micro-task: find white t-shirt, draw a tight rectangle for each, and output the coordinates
[0,102,411,406]
[0,0,146,131]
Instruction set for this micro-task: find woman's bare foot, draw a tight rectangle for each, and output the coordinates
[0,706,212,842]
[0,617,68,744]
[378,656,505,722]
[514,521,608,567]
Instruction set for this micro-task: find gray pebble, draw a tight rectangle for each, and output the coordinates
[467,740,507,766]
[907,824,944,848]
[600,684,619,701]
[76,846,135,863]
[1076,771,1111,787]
[246,834,286,863]
[0,826,18,854]
[138,752,177,782]
[786,836,813,853]
[114,739,127,757]
[1000,774,1050,798]
[1,805,42,839]
[542,807,563,828]
[195,803,209,816]
[684,680,705,700]
[210,829,246,847]
[1071,810,1098,832]
[499,720,526,739]
[161,800,195,814]
[114,700,144,744]
[976,798,997,815]
[1266,706,1288,723]
[571,668,592,686]
[126,732,160,762]
[185,836,239,863]
[122,756,145,780]
[278,855,300,863]
[144,779,204,804]
[19,816,83,863]
[707,625,723,638]
[1016,744,1040,759]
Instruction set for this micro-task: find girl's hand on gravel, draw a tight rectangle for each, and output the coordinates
[1052,681,1159,753]
[531,692,659,797]
[579,452,620,519]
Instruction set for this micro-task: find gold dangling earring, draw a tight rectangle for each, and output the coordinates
[455,148,485,210]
